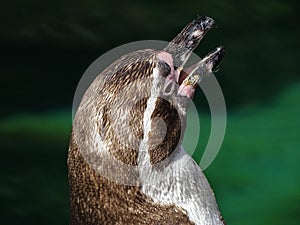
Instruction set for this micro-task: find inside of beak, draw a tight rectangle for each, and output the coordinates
[176,46,225,87]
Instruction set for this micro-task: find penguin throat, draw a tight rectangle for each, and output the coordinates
[137,64,182,170]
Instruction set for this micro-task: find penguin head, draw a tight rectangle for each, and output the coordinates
[72,16,225,184]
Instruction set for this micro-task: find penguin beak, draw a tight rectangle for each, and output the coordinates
[180,46,226,85]
[177,46,225,98]
[164,16,216,68]
[162,16,225,99]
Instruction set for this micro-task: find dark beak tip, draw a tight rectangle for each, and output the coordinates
[218,46,226,56]
[195,16,216,31]
[212,47,226,71]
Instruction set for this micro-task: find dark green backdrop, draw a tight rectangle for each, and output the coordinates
[1,0,299,224]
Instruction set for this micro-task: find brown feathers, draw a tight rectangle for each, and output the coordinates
[68,133,194,225]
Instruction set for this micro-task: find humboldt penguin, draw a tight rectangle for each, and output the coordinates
[68,16,226,225]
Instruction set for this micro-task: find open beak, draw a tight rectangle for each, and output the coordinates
[177,46,225,98]
[179,46,226,86]
[164,16,225,99]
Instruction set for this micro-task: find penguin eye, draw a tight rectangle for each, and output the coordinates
[157,60,171,77]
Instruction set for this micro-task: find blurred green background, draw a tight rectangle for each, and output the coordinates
[1,0,299,224]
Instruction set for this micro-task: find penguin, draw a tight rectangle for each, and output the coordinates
[68,16,226,225]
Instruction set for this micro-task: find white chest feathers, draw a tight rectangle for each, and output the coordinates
[138,145,224,225]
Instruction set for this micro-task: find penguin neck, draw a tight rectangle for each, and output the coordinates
[137,65,187,183]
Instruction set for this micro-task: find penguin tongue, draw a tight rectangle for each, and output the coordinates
[178,46,225,98]
[164,16,216,68]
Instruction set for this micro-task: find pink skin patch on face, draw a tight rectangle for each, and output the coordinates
[157,51,175,80]
[157,51,197,99]
[157,51,177,96]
